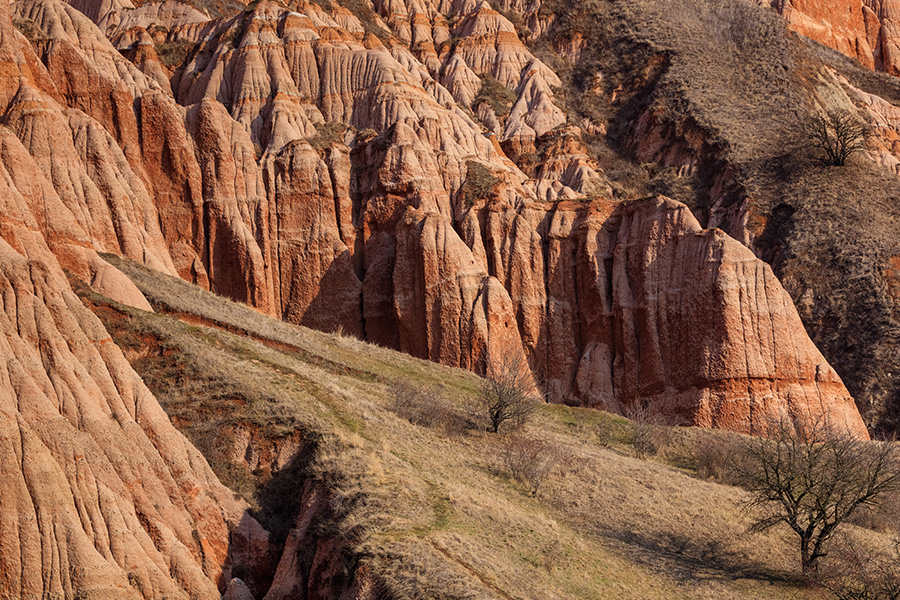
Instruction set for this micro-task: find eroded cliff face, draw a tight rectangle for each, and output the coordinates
[0,240,239,600]
[0,1,386,596]
[757,0,900,76]
[0,0,883,594]
[0,9,249,598]
[0,0,869,436]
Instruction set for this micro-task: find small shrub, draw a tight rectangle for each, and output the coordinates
[474,74,517,117]
[595,412,618,447]
[502,435,558,495]
[388,380,455,430]
[337,0,391,40]
[847,488,900,534]
[156,39,196,68]
[356,128,378,143]
[626,405,669,459]
[13,18,46,42]
[812,536,900,600]
[694,434,735,481]
[309,122,348,150]
[462,160,500,207]
[539,538,562,572]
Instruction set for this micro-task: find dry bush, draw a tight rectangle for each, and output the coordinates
[595,411,618,447]
[13,18,46,42]
[462,160,501,207]
[155,39,195,68]
[812,536,900,600]
[388,379,456,430]
[337,0,391,40]
[474,74,517,116]
[466,349,539,433]
[539,538,562,572]
[694,433,741,482]
[848,489,900,534]
[502,435,559,496]
[626,405,670,459]
[309,122,348,150]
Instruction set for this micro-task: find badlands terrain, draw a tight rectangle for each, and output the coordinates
[1,0,900,596]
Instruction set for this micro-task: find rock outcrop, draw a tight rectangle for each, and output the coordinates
[0,239,241,599]
[1,0,868,437]
[3,0,886,595]
[761,0,900,76]
[599,198,865,435]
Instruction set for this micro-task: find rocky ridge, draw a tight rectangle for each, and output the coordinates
[758,0,900,75]
[0,0,871,435]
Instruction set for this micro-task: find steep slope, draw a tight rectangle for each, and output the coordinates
[0,4,286,597]
[759,0,900,76]
[0,240,239,600]
[512,0,900,432]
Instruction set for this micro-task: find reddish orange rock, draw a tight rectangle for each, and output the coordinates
[601,197,867,437]
[1,0,869,443]
[765,0,900,75]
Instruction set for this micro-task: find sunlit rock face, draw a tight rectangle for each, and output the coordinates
[3,0,868,438]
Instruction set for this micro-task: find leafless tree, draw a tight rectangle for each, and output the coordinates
[468,348,539,433]
[733,417,900,574]
[805,109,870,166]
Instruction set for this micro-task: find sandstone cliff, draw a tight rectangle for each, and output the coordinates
[0,0,870,436]
[759,0,900,76]
[530,0,900,433]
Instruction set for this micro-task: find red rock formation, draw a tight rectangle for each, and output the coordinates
[1,0,868,438]
[2,0,877,595]
[0,242,246,599]
[0,14,261,593]
[467,193,867,437]
[761,0,900,75]
[602,197,866,436]
[761,0,877,68]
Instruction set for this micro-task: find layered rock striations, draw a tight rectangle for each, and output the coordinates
[0,6,262,596]
[1,0,869,436]
[0,0,881,595]
[0,238,240,599]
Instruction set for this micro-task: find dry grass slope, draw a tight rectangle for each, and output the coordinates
[70,256,900,599]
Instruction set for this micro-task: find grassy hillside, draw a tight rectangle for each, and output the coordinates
[67,255,877,599]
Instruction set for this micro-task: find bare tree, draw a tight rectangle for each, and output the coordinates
[468,348,539,433]
[805,109,870,166]
[733,417,900,574]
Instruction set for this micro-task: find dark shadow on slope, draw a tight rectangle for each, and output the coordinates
[602,527,798,589]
